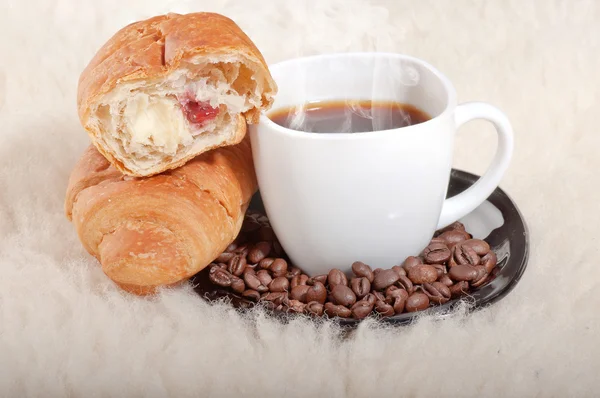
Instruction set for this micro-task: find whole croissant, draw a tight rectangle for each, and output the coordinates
[65,137,257,295]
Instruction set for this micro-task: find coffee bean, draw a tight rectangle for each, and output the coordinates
[227,255,247,276]
[328,269,348,287]
[405,293,430,312]
[372,269,400,290]
[471,266,489,287]
[270,259,288,278]
[257,226,277,241]
[331,284,357,307]
[272,241,284,256]
[392,265,406,277]
[304,301,323,316]
[388,287,408,300]
[423,242,451,264]
[261,292,288,305]
[234,244,250,258]
[269,276,289,292]
[215,252,235,263]
[324,302,352,318]
[225,242,238,252]
[351,261,374,282]
[481,251,498,273]
[431,263,446,278]
[241,218,261,233]
[291,274,309,288]
[287,266,302,279]
[372,291,388,304]
[449,264,478,282]
[290,285,310,302]
[242,289,260,301]
[360,293,377,306]
[449,281,469,298]
[461,239,490,256]
[423,282,451,304]
[305,282,327,304]
[350,277,371,298]
[244,272,263,291]
[438,274,454,287]
[230,277,245,294]
[307,274,328,285]
[209,266,233,287]
[286,299,306,313]
[207,212,498,320]
[259,258,275,270]
[305,301,324,316]
[374,300,395,317]
[448,253,458,268]
[392,290,409,314]
[385,285,400,298]
[391,287,409,300]
[351,301,374,319]
[256,269,272,287]
[397,275,415,294]
[407,264,438,284]
[243,264,257,275]
[429,237,447,245]
[248,241,272,264]
[453,244,481,266]
[402,256,422,271]
[439,230,470,247]
[257,284,269,293]
[437,221,466,235]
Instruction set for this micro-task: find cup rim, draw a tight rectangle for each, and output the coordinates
[259,52,458,139]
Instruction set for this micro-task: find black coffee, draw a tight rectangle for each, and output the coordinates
[268,100,431,133]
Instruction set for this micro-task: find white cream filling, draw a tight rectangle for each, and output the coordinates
[122,94,191,155]
[114,77,251,156]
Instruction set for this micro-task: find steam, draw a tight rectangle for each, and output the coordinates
[234,0,421,134]
[369,58,419,132]
[283,58,421,134]
[287,104,308,131]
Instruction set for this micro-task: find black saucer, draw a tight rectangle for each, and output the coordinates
[191,169,529,327]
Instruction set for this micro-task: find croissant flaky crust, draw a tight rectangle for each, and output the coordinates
[65,137,257,295]
[77,12,277,177]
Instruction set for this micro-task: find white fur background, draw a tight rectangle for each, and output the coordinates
[1,0,598,396]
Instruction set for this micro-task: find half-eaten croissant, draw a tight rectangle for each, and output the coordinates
[77,12,277,177]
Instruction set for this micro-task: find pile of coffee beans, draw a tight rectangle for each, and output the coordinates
[205,212,498,319]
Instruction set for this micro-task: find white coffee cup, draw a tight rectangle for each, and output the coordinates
[249,52,513,276]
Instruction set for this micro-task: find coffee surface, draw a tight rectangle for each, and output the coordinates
[268,100,431,133]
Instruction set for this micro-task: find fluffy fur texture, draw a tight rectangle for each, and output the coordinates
[1,0,599,396]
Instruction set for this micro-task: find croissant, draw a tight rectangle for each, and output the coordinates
[64,137,257,295]
[77,12,277,177]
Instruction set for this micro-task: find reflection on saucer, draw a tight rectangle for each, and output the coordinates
[460,200,504,240]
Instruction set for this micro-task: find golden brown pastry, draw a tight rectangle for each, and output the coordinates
[77,12,277,177]
[65,137,257,295]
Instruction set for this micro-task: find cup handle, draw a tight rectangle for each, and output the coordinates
[437,102,514,230]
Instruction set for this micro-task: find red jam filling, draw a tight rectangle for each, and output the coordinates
[181,99,219,125]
